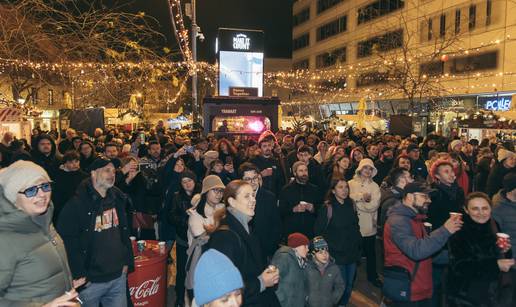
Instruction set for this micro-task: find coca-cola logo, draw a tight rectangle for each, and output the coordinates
[130,276,161,302]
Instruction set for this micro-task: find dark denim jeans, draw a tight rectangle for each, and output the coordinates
[79,272,128,307]
[338,263,357,306]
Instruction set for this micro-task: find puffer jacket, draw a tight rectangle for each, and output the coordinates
[305,257,345,307]
[271,246,307,307]
[0,186,73,306]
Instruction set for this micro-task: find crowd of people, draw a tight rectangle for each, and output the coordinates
[0,121,515,307]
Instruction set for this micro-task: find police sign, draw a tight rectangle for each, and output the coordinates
[479,96,512,111]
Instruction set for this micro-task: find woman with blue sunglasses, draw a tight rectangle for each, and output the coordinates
[0,160,83,306]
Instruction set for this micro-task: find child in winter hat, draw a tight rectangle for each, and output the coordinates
[193,249,243,306]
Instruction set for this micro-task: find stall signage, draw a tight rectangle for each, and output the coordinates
[481,96,512,111]
[229,87,258,97]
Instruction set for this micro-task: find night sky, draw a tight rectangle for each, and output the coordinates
[129,0,292,62]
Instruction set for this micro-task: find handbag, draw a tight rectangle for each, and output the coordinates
[382,262,420,302]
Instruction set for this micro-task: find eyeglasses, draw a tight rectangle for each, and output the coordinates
[18,182,52,198]
[212,189,224,194]
[243,176,259,183]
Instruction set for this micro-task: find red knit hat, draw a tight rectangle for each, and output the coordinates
[288,233,309,248]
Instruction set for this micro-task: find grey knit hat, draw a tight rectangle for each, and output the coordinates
[0,160,51,203]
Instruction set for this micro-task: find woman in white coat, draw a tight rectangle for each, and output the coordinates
[348,158,382,287]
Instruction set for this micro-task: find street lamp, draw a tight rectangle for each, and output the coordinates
[190,0,203,127]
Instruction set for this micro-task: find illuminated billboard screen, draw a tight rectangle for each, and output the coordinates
[219,51,263,96]
[217,28,264,97]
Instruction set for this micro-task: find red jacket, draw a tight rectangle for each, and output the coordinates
[384,204,451,302]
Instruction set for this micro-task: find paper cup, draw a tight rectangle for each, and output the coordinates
[158,241,166,254]
[497,233,511,250]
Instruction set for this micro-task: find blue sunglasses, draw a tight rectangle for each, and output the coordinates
[18,182,52,198]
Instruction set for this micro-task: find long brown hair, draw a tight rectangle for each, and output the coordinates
[206,180,251,234]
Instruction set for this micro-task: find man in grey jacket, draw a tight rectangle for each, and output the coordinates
[493,173,516,306]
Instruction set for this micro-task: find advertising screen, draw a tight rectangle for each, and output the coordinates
[219,51,263,96]
[217,28,264,97]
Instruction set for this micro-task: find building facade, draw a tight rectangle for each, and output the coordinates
[292,0,516,119]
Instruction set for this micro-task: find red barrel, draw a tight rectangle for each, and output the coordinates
[128,240,168,307]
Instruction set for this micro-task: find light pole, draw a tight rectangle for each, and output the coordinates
[191,0,199,126]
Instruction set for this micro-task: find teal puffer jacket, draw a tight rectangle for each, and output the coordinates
[0,186,73,306]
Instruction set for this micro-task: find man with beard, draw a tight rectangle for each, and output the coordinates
[104,142,121,169]
[289,145,325,191]
[250,133,285,196]
[57,157,134,307]
[31,134,60,179]
[374,147,395,185]
[383,182,462,306]
[281,134,295,156]
[240,162,282,262]
[279,161,321,239]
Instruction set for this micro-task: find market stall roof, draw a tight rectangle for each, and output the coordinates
[0,107,23,122]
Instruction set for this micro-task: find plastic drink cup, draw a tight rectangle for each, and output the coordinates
[158,241,166,254]
[130,236,137,251]
[424,222,432,233]
[497,233,511,250]
[137,240,146,253]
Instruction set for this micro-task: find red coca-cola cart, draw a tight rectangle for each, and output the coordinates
[128,240,168,307]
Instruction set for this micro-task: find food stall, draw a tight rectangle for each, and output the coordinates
[0,107,31,140]
[202,96,280,135]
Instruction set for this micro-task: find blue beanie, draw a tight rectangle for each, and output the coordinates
[194,249,243,305]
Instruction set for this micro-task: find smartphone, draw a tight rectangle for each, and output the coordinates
[138,162,153,172]
[185,145,195,153]
[139,133,145,143]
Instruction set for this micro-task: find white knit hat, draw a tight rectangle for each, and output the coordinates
[355,158,378,177]
[450,140,462,151]
[0,160,51,203]
[498,148,515,162]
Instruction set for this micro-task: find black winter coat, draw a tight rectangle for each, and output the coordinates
[447,215,502,306]
[474,157,491,193]
[56,179,134,279]
[168,186,198,246]
[52,168,88,224]
[251,188,282,262]
[428,182,465,229]
[250,155,285,196]
[486,162,514,197]
[208,211,280,307]
[279,181,322,239]
[314,198,362,265]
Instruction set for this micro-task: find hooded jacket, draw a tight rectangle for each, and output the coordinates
[30,134,60,179]
[305,257,345,307]
[384,204,451,302]
[348,159,381,237]
[0,186,73,306]
[271,246,307,307]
